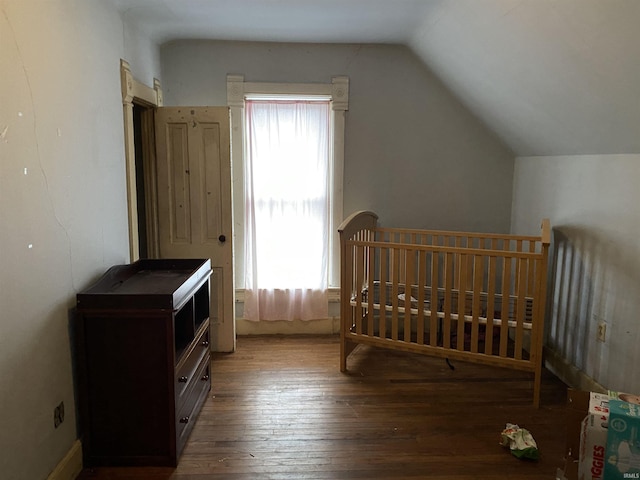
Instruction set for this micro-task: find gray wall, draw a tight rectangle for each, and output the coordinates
[160,40,515,234]
[0,1,160,478]
[512,155,640,394]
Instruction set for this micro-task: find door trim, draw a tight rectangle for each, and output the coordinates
[120,59,163,262]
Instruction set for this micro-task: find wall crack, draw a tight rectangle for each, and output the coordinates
[2,6,78,293]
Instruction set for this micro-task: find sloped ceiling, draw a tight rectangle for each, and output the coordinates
[111,0,640,156]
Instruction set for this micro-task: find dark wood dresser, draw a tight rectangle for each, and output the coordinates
[76,258,212,467]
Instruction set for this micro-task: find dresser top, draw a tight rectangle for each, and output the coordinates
[77,258,211,311]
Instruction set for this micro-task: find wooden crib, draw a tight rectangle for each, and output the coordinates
[339,211,551,407]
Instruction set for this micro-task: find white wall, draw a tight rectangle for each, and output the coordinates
[160,41,515,296]
[0,1,160,478]
[409,1,640,157]
[512,155,640,394]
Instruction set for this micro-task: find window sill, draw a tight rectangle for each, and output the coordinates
[235,288,340,303]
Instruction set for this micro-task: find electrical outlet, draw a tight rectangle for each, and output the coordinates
[54,401,64,428]
[597,322,607,343]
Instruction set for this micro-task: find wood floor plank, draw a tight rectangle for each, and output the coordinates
[78,334,568,479]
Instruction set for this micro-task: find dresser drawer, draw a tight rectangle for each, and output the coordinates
[175,327,209,405]
[175,352,211,455]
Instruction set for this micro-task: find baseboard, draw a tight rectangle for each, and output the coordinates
[543,346,607,393]
[236,317,340,335]
[47,439,83,480]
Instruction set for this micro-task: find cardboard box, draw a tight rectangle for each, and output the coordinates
[578,392,610,480]
[562,390,597,480]
[603,399,640,479]
[562,391,615,480]
[561,390,640,480]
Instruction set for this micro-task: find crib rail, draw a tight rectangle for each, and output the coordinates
[339,212,550,407]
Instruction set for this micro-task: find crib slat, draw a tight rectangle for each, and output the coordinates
[465,241,474,293]
[514,239,523,296]
[527,241,536,297]
[470,255,482,353]
[404,248,414,343]
[515,257,528,360]
[379,247,388,339]
[398,244,405,288]
[355,244,365,335]
[346,242,353,335]
[391,248,400,341]
[430,252,439,347]
[457,253,467,351]
[417,250,427,345]
[500,257,511,358]
[453,237,462,292]
[378,247,389,338]
[484,250,497,356]
[368,244,375,337]
[443,252,453,349]
[530,257,543,359]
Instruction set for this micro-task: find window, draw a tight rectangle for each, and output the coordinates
[227,75,349,316]
[245,98,330,289]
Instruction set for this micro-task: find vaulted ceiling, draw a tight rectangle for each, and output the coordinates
[110,0,640,157]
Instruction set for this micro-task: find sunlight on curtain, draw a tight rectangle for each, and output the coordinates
[244,100,330,321]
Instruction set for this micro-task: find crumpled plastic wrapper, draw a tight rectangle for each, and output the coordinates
[500,423,540,460]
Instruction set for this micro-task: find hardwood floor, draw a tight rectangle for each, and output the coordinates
[78,335,568,479]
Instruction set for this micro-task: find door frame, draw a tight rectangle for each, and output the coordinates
[120,59,163,262]
[120,62,236,352]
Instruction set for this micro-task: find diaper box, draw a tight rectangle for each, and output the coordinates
[603,399,640,480]
[561,390,608,480]
[578,392,611,480]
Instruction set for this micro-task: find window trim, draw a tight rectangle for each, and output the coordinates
[227,75,349,291]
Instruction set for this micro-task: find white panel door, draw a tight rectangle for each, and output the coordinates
[155,107,235,352]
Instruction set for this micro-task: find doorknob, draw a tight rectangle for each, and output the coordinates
[218,234,226,243]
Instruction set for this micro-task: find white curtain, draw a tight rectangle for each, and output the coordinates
[244,99,330,321]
